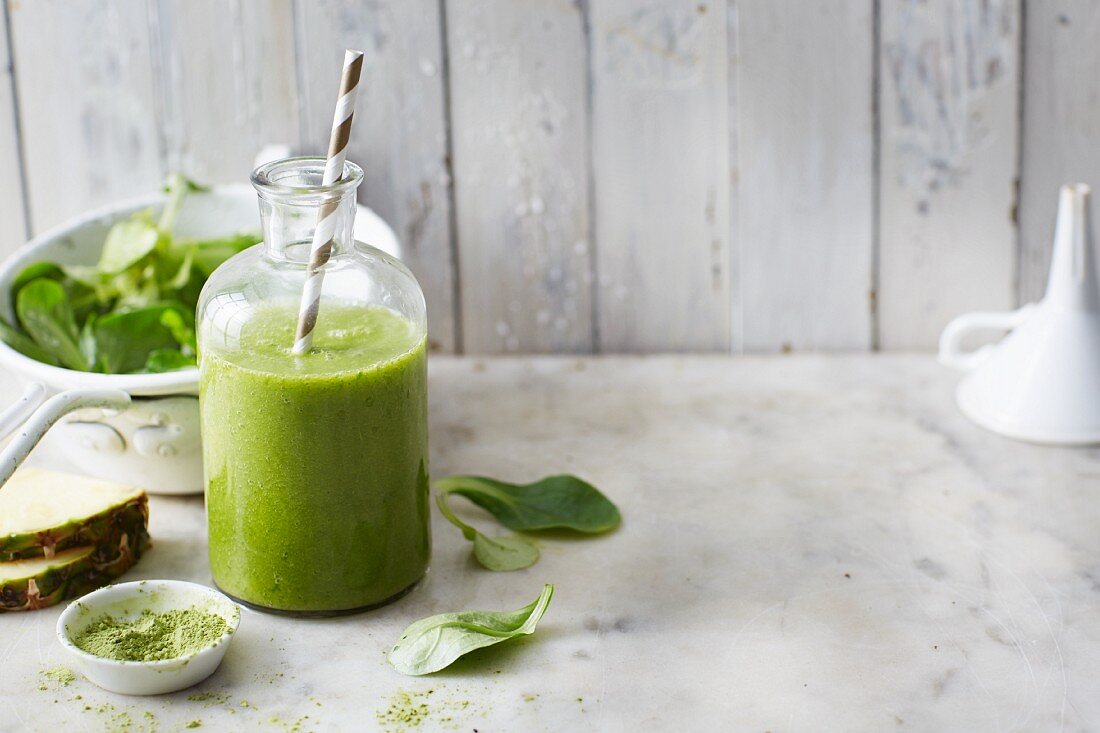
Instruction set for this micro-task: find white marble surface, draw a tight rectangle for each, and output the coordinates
[2,355,1099,732]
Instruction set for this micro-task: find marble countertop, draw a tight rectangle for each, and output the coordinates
[1,355,1098,732]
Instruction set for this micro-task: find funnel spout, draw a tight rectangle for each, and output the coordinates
[1045,183,1099,311]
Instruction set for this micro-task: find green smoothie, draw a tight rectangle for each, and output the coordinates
[199,303,429,613]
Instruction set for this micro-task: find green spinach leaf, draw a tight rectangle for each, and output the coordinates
[388,584,554,676]
[143,348,195,373]
[435,492,538,571]
[91,304,187,374]
[98,213,161,274]
[185,233,261,277]
[15,279,87,370]
[79,315,97,368]
[158,307,196,352]
[163,245,194,290]
[11,262,64,296]
[473,533,540,572]
[0,317,61,365]
[435,475,621,533]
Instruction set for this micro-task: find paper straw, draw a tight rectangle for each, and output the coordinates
[292,49,365,354]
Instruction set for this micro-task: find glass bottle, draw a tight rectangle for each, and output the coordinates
[197,157,430,615]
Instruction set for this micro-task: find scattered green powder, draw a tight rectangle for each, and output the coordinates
[187,692,221,703]
[267,714,311,732]
[109,711,133,730]
[376,688,479,731]
[74,701,160,733]
[377,691,430,728]
[38,666,76,688]
[73,606,230,662]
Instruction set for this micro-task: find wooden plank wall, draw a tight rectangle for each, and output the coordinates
[447,0,593,353]
[0,0,1091,354]
[8,1,163,235]
[1019,1,1100,304]
[737,0,874,352]
[0,2,26,257]
[878,0,1021,349]
[591,0,731,353]
[153,0,300,185]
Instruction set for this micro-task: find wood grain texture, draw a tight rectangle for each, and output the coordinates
[153,0,299,184]
[590,0,730,352]
[737,0,874,352]
[1018,1,1100,304]
[8,0,163,233]
[0,3,27,258]
[0,1,1059,354]
[446,0,593,353]
[725,0,741,352]
[878,0,1021,349]
[297,0,457,353]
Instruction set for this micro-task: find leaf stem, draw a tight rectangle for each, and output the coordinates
[157,173,189,232]
[433,477,519,507]
[434,491,476,541]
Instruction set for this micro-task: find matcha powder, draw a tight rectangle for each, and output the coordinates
[73,607,231,662]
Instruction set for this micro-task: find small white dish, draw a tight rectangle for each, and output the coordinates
[56,580,241,696]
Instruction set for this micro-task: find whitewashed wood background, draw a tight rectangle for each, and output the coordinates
[0,0,1090,354]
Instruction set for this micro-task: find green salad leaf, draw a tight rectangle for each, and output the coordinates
[387,584,554,676]
[98,214,161,274]
[144,348,195,373]
[472,533,540,572]
[0,317,60,365]
[187,233,264,277]
[90,304,191,374]
[0,174,260,373]
[435,492,538,571]
[10,261,64,296]
[434,474,620,571]
[16,279,87,370]
[435,475,621,533]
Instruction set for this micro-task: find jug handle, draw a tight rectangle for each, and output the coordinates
[938,304,1036,371]
[0,384,131,490]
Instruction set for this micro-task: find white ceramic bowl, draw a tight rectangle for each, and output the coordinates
[56,580,241,696]
[0,185,400,494]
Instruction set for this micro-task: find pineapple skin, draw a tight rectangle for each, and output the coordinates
[0,513,151,612]
[0,495,149,562]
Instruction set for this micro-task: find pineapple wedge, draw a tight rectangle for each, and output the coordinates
[0,468,149,561]
[0,521,147,611]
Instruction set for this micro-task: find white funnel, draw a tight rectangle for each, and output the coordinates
[939,184,1100,444]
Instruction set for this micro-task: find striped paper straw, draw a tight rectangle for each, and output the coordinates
[292,49,365,354]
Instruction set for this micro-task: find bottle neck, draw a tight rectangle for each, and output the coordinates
[260,193,358,263]
[250,156,364,264]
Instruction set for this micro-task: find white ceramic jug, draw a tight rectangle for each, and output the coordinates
[939,183,1100,445]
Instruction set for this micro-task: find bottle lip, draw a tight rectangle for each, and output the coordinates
[251,156,364,201]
